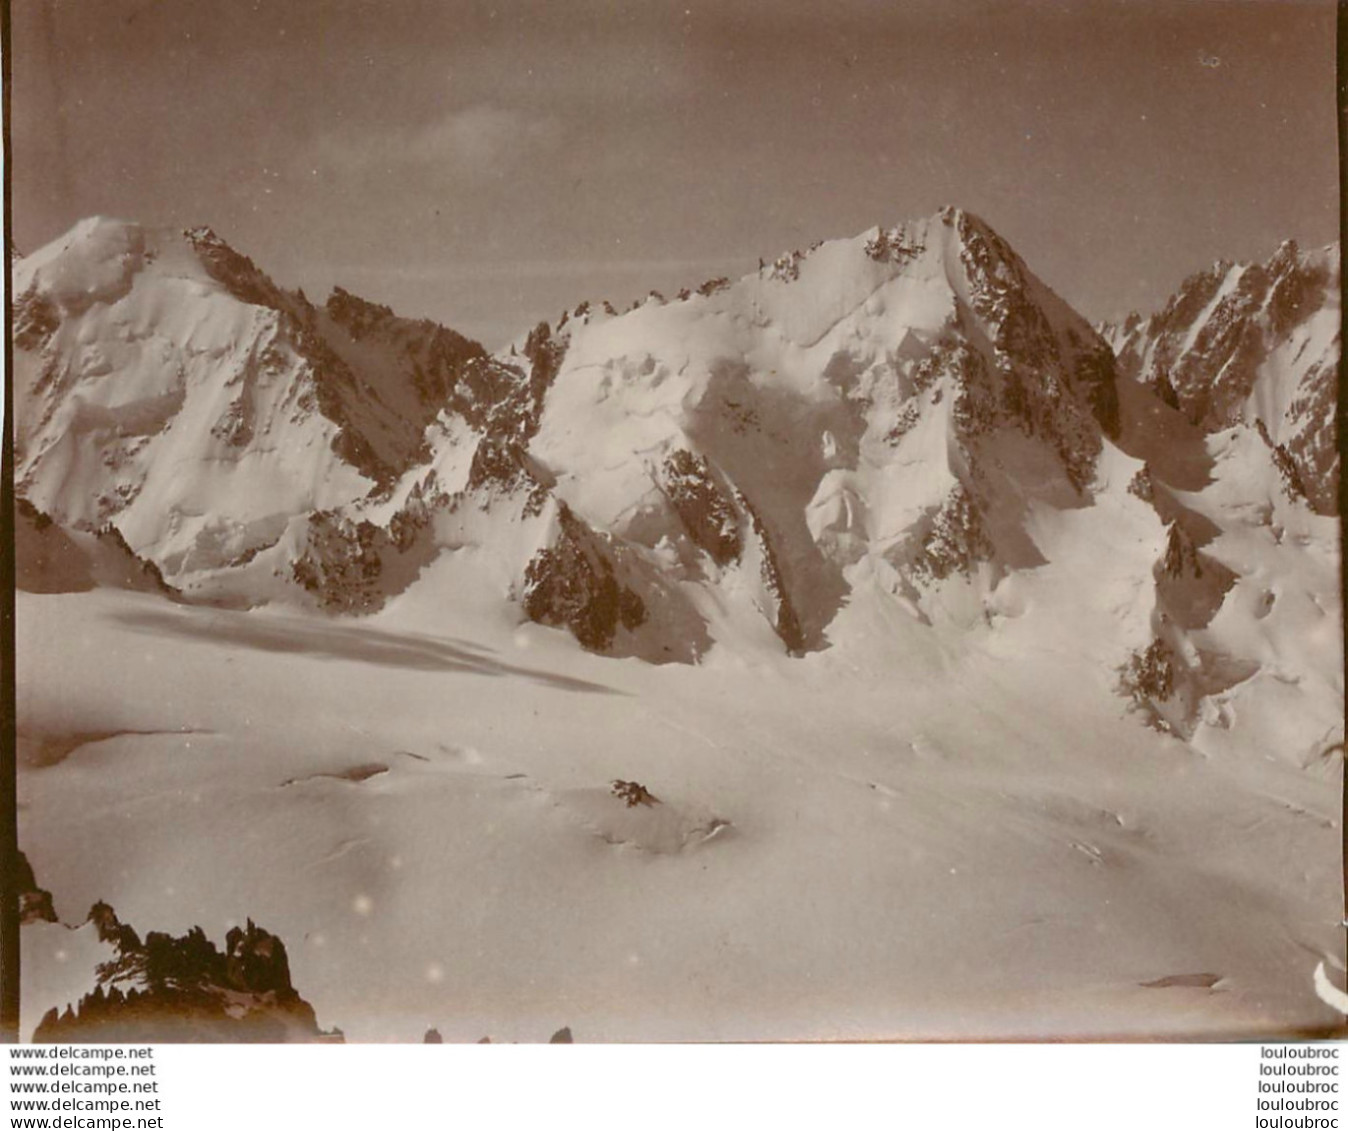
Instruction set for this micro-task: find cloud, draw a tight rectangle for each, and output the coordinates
[308,105,555,180]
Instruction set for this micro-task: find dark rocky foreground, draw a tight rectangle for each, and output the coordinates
[34,903,341,1043]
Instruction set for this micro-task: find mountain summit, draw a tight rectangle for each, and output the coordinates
[11,209,1340,745]
[502,206,1124,657]
[1103,238,1339,514]
[11,217,539,590]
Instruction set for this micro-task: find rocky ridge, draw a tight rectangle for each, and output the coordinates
[11,210,1341,738]
[32,902,338,1043]
[1103,239,1339,515]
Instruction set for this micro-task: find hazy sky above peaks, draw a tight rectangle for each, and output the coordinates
[11,0,1339,347]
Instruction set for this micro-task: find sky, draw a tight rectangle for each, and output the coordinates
[9,0,1340,348]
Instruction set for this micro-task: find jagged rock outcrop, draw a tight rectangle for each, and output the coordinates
[733,488,806,655]
[464,435,552,515]
[1118,637,1180,729]
[13,282,59,351]
[949,209,1121,466]
[290,511,391,614]
[659,449,742,567]
[521,503,647,652]
[15,498,175,596]
[33,903,338,1043]
[1104,240,1339,514]
[1098,243,1339,736]
[909,485,994,585]
[15,851,58,925]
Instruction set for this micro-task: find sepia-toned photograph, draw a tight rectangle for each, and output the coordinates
[6,0,1343,1043]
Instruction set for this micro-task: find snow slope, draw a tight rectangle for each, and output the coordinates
[13,220,371,580]
[12,219,534,598]
[1103,240,1340,515]
[16,576,1341,1041]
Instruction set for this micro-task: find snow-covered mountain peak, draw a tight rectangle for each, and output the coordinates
[13,218,300,330]
[14,217,151,319]
[725,206,1056,346]
[1107,237,1339,514]
[490,208,1127,656]
[9,218,537,595]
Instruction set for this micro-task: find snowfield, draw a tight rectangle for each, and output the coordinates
[17,540,1342,1040]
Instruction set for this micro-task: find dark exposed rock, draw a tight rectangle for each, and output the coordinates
[660,450,742,566]
[223,921,298,998]
[424,1028,444,1043]
[1128,464,1155,504]
[1150,369,1181,411]
[1254,418,1310,503]
[1153,263,1229,343]
[183,226,292,313]
[1117,631,1255,739]
[884,400,922,444]
[1072,341,1122,441]
[34,904,337,1043]
[549,1026,573,1044]
[289,484,452,614]
[1159,522,1203,580]
[291,511,389,614]
[466,435,552,517]
[185,230,399,484]
[517,321,567,441]
[611,780,659,808]
[1109,240,1338,515]
[15,499,178,597]
[1266,240,1328,336]
[1280,359,1338,514]
[210,396,253,447]
[93,524,174,594]
[294,324,402,485]
[326,285,488,413]
[734,489,806,656]
[13,282,60,350]
[767,250,805,283]
[947,209,1117,490]
[1119,638,1178,722]
[325,286,397,341]
[17,496,52,532]
[188,228,526,490]
[387,495,432,556]
[89,900,141,953]
[14,499,94,595]
[521,504,646,652]
[1152,517,1237,632]
[413,323,568,505]
[913,485,993,584]
[865,226,925,265]
[15,850,57,925]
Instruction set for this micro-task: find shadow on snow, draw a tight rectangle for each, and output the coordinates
[109,606,628,696]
